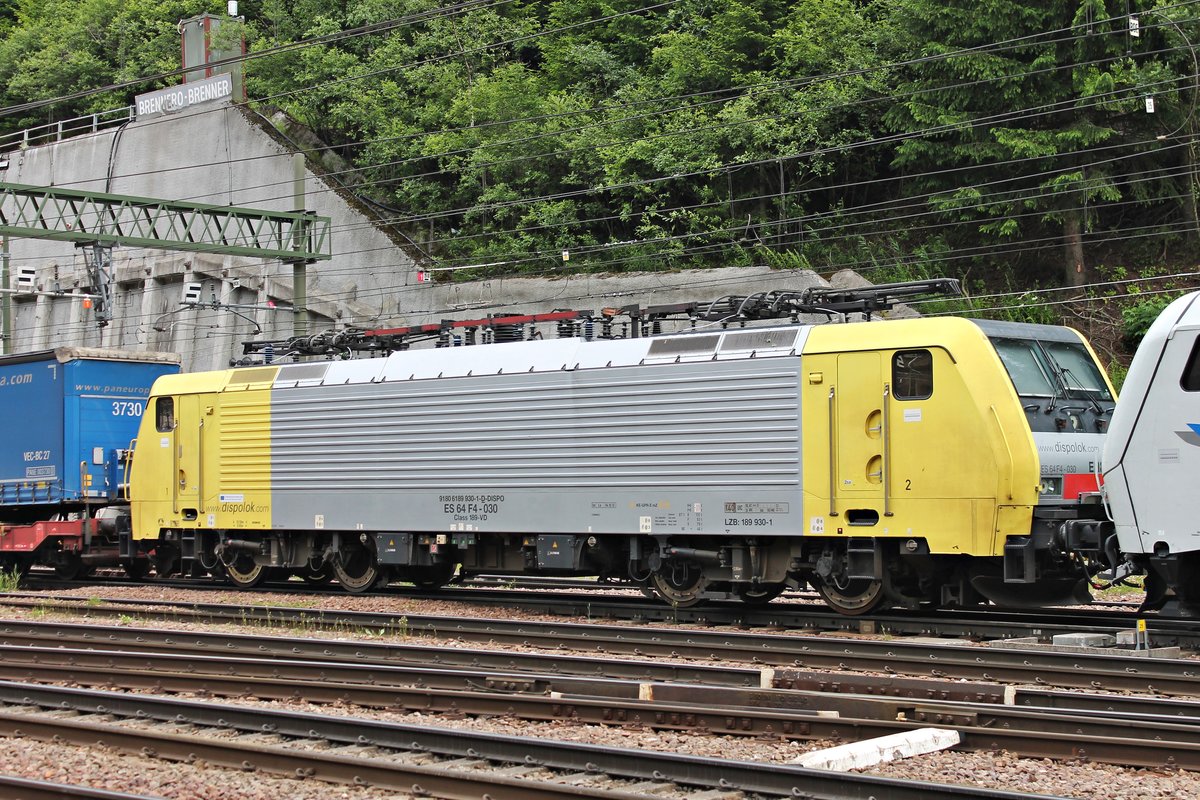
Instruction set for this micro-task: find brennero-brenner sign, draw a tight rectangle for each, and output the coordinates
[135,74,234,119]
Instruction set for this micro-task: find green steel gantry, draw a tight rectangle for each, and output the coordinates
[0,180,331,344]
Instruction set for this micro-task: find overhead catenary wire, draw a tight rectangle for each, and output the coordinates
[27,5,1198,214]
[6,135,1194,309]
[16,162,1197,341]
[9,3,1190,281]
[4,0,1195,340]
[27,217,1200,346]
[223,134,1197,286]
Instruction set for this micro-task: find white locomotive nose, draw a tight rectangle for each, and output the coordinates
[1102,290,1200,614]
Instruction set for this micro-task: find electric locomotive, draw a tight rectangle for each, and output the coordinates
[1102,289,1200,614]
[0,348,181,577]
[124,282,1118,614]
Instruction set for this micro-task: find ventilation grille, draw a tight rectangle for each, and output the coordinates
[275,363,330,385]
[646,334,721,357]
[228,367,278,385]
[719,329,798,354]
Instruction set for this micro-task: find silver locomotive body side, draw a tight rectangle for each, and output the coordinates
[266,339,807,540]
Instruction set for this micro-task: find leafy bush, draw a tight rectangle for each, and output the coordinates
[1120,296,1175,350]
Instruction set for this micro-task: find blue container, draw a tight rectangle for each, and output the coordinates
[0,348,180,510]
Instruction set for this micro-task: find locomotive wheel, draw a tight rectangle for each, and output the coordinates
[222,554,268,588]
[123,559,150,580]
[649,564,708,607]
[814,577,885,615]
[734,582,787,605]
[297,565,334,585]
[1139,569,1169,612]
[407,563,456,590]
[333,543,385,594]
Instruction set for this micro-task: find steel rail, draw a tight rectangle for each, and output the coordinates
[5,628,1200,723]
[0,618,763,686]
[3,642,1200,769]
[0,775,161,800]
[0,709,639,800]
[0,680,1043,800]
[396,589,1200,647]
[10,583,1186,647]
[2,597,1196,695]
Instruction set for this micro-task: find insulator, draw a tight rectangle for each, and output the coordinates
[436,329,450,348]
[583,319,594,341]
[263,343,274,364]
[492,324,523,343]
[556,319,575,338]
[464,328,476,346]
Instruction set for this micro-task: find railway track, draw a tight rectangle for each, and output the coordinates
[4,611,1196,721]
[2,595,1194,694]
[0,592,1195,796]
[0,625,1198,770]
[2,604,1200,772]
[0,775,161,800]
[0,679,1043,800]
[19,576,1173,648]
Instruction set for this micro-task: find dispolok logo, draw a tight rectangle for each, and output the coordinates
[1176,423,1200,447]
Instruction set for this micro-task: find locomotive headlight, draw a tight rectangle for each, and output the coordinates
[586,536,598,548]
[1040,477,1063,496]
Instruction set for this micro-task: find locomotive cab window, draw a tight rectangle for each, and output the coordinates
[1183,336,1200,392]
[991,339,1056,396]
[892,350,933,400]
[1043,341,1113,401]
[155,397,175,432]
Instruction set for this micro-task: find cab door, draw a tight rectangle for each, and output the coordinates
[173,394,202,518]
[835,352,885,513]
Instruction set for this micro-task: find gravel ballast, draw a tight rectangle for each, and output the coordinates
[0,582,1192,799]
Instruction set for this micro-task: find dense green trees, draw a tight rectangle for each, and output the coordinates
[0,0,1194,293]
[883,0,1190,288]
[0,0,213,129]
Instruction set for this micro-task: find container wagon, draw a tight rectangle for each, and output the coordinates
[0,348,181,577]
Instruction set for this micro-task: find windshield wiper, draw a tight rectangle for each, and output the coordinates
[1060,366,1107,415]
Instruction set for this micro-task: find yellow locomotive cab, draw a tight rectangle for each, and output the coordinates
[130,369,275,582]
[801,317,1040,558]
